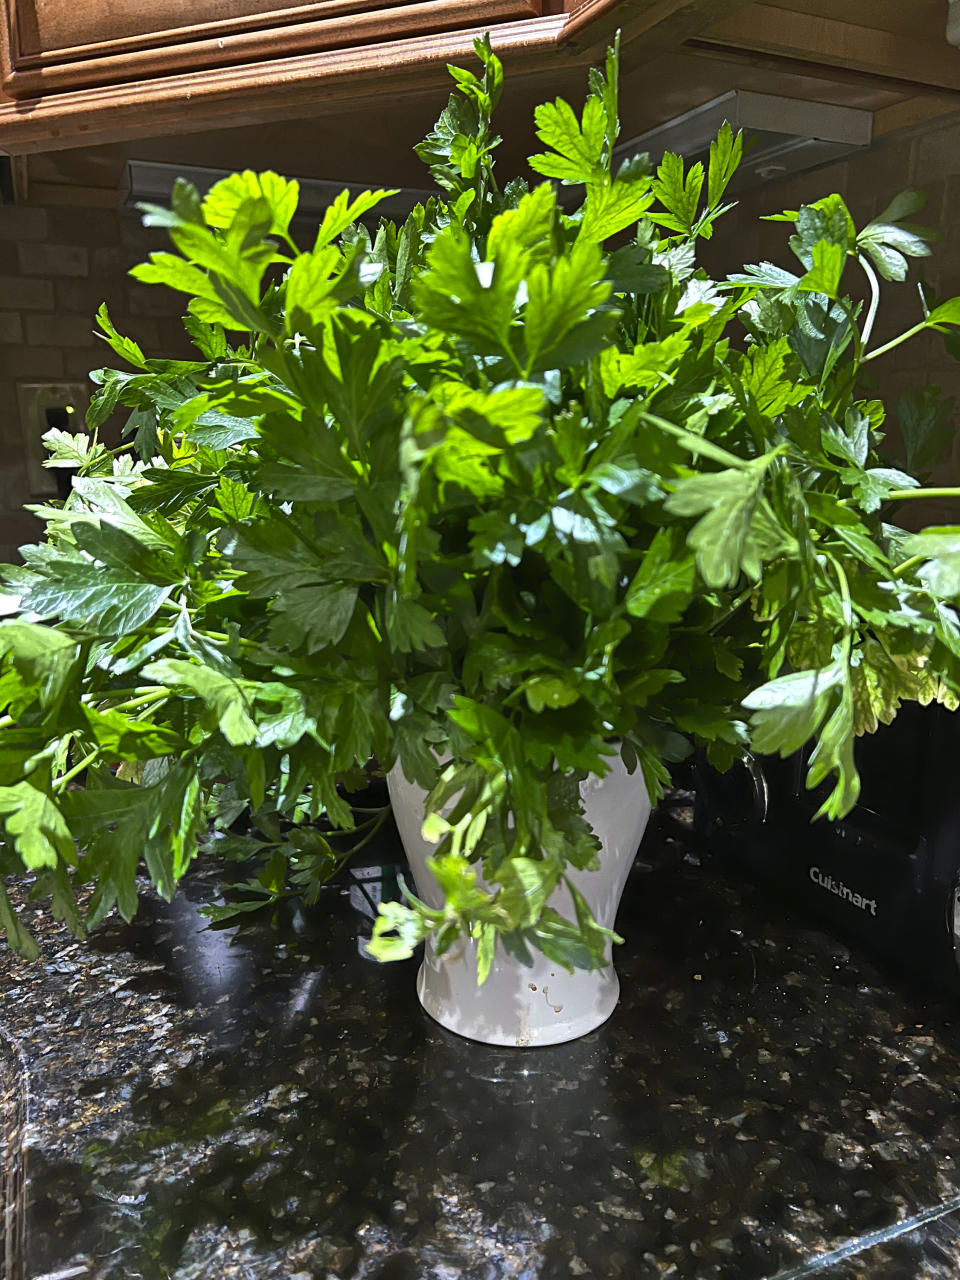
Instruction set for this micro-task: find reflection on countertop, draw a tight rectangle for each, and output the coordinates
[3,805,960,1279]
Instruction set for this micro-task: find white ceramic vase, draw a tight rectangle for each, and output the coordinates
[386,752,652,1047]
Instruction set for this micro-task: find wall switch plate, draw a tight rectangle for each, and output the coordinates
[16,382,90,497]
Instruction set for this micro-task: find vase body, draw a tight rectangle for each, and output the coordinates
[386,753,652,1047]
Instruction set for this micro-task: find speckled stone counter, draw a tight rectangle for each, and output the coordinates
[4,808,960,1280]
[1,1018,26,1279]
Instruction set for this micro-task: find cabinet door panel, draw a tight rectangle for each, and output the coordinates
[17,0,336,55]
[5,0,541,95]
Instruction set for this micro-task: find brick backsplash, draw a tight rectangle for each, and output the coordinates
[0,313,22,345]
[17,243,89,278]
[0,193,195,562]
[0,275,55,312]
[0,347,65,380]
[0,206,48,243]
[25,314,97,348]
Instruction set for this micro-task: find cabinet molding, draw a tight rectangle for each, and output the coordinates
[4,0,541,96]
[0,14,573,153]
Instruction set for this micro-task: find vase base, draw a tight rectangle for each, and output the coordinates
[415,959,621,1048]
[389,750,650,1049]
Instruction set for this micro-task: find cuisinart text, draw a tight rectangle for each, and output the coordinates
[808,866,878,917]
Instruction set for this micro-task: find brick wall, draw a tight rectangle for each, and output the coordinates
[0,195,191,562]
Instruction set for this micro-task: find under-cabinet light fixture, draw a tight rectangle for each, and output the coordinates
[614,91,873,191]
[120,160,438,223]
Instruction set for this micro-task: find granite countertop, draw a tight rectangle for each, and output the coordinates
[3,804,960,1280]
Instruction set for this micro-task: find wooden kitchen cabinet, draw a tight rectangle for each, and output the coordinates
[0,0,956,156]
[2,0,543,96]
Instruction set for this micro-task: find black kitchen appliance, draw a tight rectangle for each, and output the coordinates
[693,701,960,994]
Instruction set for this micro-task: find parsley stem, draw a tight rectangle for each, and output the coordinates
[886,487,960,501]
[98,689,169,715]
[56,748,100,790]
[838,295,863,372]
[324,808,390,838]
[862,320,928,362]
[708,585,754,634]
[81,686,165,703]
[828,555,854,663]
[892,555,925,577]
[636,410,749,470]
[344,806,391,856]
[197,629,254,647]
[857,253,881,349]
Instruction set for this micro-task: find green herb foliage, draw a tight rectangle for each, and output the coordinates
[4,35,960,976]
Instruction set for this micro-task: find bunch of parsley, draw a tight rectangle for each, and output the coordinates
[3,37,960,979]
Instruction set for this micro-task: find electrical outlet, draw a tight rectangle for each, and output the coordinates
[15,382,90,497]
